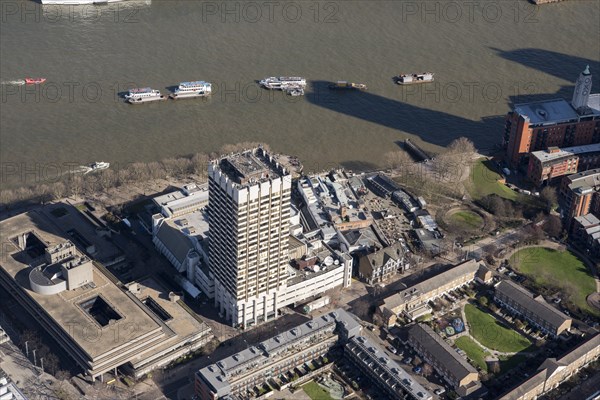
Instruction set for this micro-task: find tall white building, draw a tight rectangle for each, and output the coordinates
[572,65,593,112]
[208,148,291,327]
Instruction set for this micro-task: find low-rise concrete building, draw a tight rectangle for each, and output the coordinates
[0,211,213,381]
[345,335,433,400]
[498,334,600,400]
[408,324,480,397]
[379,260,481,326]
[358,243,409,285]
[494,280,572,337]
[195,309,361,400]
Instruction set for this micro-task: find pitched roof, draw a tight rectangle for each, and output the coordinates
[495,280,571,330]
[364,243,404,267]
[409,324,477,383]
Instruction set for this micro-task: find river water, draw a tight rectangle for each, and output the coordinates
[1,0,598,180]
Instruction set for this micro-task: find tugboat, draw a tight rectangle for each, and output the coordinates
[170,81,212,99]
[125,88,166,104]
[328,81,368,91]
[25,77,46,85]
[394,72,434,85]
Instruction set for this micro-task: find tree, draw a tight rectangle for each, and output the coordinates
[478,296,489,308]
[543,215,563,238]
[384,150,412,170]
[448,137,476,156]
[540,186,558,213]
[412,356,422,366]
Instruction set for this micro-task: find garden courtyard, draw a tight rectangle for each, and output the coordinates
[509,247,599,316]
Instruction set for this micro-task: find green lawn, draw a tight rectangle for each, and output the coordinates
[464,304,531,352]
[448,210,484,231]
[510,247,599,316]
[454,336,489,372]
[302,381,334,400]
[468,159,518,201]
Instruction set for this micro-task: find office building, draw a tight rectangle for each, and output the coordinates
[0,211,212,381]
[208,148,291,327]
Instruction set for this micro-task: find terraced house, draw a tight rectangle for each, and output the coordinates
[499,334,600,400]
[494,280,572,337]
[408,324,481,397]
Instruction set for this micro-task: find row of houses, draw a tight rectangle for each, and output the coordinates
[408,324,481,397]
[494,280,572,337]
[195,309,361,399]
[498,334,600,400]
[345,335,433,400]
[378,260,491,326]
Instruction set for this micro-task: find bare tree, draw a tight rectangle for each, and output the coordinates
[540,186,558,213]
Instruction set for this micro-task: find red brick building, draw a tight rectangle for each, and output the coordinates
[527,143,600,186]
[504,66,600,167]
[560,168,600,227]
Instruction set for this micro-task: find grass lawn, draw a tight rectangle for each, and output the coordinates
[510,247,599,316]
[448,210,484,231]
[455,336,489,372]
[302,381,334,400]
[468,159,518,201]
[464,304,531,352]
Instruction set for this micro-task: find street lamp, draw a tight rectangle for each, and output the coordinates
[32,349,37,366]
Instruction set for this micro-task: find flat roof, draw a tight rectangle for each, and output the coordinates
[574,213,600,228]
[514,98,579,125]
[346,335,432,400]
[216,148,287,186]
[588,93,600,114]
[197,309,360,394]
[0,211,162,360]
[530,143,600,164]
[567,168,600,192]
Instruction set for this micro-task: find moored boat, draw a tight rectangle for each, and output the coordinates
[170,81,212,99]
[259,77,307,90]
[328,81,368,90]
[125,88,166,104]
[395,72,434,85]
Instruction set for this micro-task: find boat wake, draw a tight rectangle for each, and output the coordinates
[1,80,26,86]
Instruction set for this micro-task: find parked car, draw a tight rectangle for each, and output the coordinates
[413,366,422,374]
[434,388,446,395]
[403,357,412,364]
[387,346,397,354]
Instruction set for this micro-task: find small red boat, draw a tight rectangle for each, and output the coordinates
[25,77,46,85]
